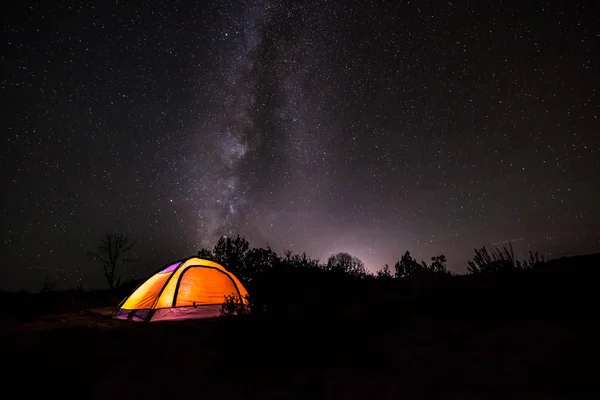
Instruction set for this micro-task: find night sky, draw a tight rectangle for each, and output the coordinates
[2,1,598,291]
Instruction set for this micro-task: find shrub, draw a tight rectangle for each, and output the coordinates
[467,244,545,274]
[220,294,249,317]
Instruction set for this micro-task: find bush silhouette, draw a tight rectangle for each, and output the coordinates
[393,251,451,280]
[220,293,249,317]
[467,244,545,274]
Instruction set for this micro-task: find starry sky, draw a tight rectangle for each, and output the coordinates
[2,0,598,291]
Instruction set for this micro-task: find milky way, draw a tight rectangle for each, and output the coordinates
[190,1,341,251]
[1,0,598,290]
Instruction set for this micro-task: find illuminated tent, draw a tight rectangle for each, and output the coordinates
[114,257,249,322]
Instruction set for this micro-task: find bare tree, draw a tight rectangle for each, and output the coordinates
[88,233,137,290]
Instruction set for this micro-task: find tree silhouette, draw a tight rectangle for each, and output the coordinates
[198,235,276,285]
[376,264,393,279]
[282,250,322,270]
[394,251,425,279]
[244,246,279,278]
[429,255,450,275]
[87,233,137,291]
[326,252,366,277]
[393,251,450,279]
[212,235,250,272]
[197,247,214,259]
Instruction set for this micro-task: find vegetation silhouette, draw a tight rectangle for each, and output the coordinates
[87,233,138,291]
[4,234,597,324]
[467,243,545,274]
[3,233,600,398]
[39,277,56,293]
[193,235,571,322]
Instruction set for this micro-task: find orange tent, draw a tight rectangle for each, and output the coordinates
[114,257,248,322]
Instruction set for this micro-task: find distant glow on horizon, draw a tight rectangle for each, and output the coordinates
[319,246,385,273]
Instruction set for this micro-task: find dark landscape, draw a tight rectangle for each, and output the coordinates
[3,242,599,399]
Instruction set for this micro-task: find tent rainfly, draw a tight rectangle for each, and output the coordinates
[114,257,248,322]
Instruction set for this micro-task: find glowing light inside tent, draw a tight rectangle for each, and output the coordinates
[115,257,248,322]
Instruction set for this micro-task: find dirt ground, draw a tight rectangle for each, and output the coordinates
[3,305,599,399]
